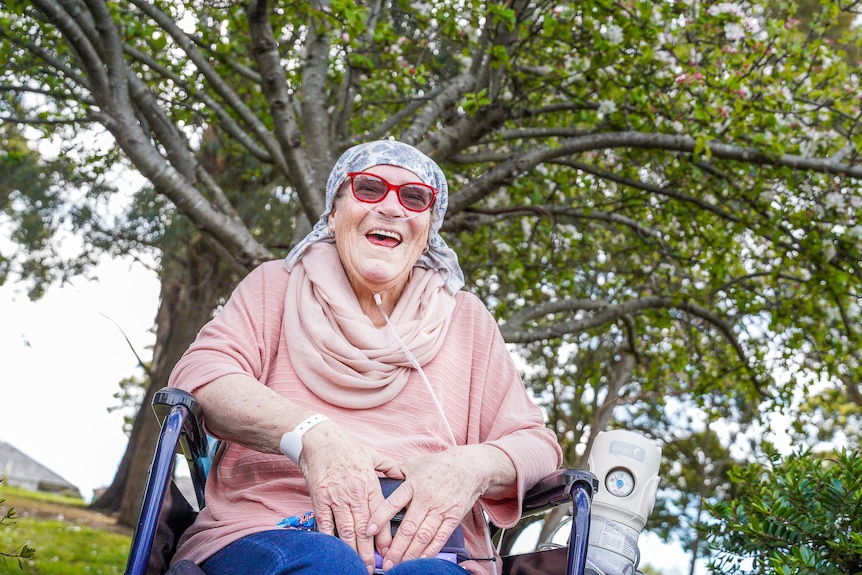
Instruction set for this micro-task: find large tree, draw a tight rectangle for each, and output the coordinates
[2,2,862,551]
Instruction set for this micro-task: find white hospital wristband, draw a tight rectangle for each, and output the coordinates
[280,414,329,463]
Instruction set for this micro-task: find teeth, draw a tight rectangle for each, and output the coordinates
[369,229,402,242]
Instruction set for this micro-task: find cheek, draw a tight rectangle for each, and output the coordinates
[416,220,432,245]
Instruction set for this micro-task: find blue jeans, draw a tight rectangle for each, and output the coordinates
[200,529,470,575]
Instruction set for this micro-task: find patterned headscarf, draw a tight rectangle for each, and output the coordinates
[284,140,465,293]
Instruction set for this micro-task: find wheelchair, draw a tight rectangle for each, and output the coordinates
[123,387,610,575]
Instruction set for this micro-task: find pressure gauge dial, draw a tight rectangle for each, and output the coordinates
[605,467,635,497]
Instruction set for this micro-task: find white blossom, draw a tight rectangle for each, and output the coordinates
[759,189,776,204]
[602,23,624,45]
[824,191,845,210]
[743,17,760,33]
[655,49,675,65]
[708,3,743,17]
[724,23,745,41]
[597,100,617,116]
[824,304,841,323]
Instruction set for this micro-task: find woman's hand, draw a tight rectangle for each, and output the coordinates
[194,375,407,574]
[367,444,516,571]
[299,421,404,574]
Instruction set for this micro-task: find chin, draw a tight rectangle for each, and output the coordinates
[357,267,409,290]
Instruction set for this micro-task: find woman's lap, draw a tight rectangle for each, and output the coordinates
[386,558,469,574]
[200,530,469,575]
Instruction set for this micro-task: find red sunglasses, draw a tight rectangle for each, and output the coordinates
[347,172,438,212]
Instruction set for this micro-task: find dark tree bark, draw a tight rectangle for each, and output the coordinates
[91,237,241,526]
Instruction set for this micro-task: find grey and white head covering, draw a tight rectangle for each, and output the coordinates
[284,140,465,293]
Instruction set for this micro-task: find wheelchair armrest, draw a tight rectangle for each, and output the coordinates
[153,388,208,464]
[522,468,598,514]
[152,387,211,510]
[127,388,209,575]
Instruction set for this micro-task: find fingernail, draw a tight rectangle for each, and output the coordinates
[366,523,378,536]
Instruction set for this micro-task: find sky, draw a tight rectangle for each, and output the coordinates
[0,254,159,502]
[0,253,703,574]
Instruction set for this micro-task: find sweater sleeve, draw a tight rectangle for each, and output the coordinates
[460,294,564,528]
[168,260,288,396]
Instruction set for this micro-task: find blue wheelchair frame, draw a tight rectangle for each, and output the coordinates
[124,388,598,575]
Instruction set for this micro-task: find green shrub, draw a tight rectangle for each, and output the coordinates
[704,447,862,575]
[1,481,37,571]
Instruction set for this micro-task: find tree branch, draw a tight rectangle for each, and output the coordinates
[247,0,321,223]
[449,131,862,213]
[300,11,336,192]
[402,72,477,147]
[500,295,748,376]
[122,44,271,162]
[0,23,90,91]
[30,0,109,95]
[127,0,286,170]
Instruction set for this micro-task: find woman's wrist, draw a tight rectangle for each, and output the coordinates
[280,414,329,463]
[467,443,517,497]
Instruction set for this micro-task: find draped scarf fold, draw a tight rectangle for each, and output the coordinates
[285,243,456,409]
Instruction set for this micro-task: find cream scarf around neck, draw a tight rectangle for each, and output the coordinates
[285,243,456,409]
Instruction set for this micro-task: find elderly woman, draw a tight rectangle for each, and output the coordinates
[167,140,562,575]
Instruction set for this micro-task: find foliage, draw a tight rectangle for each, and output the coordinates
[109,372,149,436]
[0,517,128,574]
[651,428,737,560]
[789,384,862,450]
[0,123,112,298]
[3,0,862,565]
[0,482,36,571]
[704,447,862,575]
[0,485,128,574]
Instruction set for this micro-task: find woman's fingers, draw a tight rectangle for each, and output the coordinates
[315,493,378,572]
[380,507,463,570]
[314,503,336,535]
[301,428,399,573]
[367,480,410,536]
[367,471,469,569]
[375,449,496,568]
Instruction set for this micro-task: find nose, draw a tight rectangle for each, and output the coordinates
[374,186,407,217]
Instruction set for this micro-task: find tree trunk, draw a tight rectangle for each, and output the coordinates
[687,493,705,575]
[90,237,242,527]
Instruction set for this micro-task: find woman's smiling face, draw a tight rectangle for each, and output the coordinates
[328,164,432,298]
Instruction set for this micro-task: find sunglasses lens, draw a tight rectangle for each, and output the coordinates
[350,173,435,211]
[399,185,434,211]
[352,175,388,201]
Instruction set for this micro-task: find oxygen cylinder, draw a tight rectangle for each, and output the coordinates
[585,430,661,575]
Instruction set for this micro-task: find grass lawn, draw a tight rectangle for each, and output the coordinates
[1,485,131,574]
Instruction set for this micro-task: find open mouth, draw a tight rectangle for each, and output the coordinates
[366,229,402,248]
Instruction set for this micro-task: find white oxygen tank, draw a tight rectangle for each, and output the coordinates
[585,430,662,575]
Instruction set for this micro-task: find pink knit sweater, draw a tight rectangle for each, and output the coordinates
[168,260,562,574]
